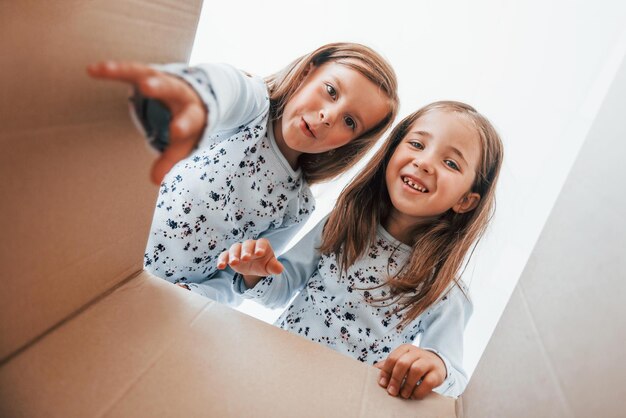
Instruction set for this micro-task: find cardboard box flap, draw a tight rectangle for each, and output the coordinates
[460,54,626,417]
[0,0,202,361]
[0,273,456,417]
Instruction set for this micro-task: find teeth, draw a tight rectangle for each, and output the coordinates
[402,176,428,193]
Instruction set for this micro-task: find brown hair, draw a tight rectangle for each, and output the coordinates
[320,101,504,327]
[265,42,399,184]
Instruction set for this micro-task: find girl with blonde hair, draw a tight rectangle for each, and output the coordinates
[88,43,398,301]
[217,101,503,399]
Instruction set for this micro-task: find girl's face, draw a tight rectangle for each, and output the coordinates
[276,61,389,156]
[385,110,482,226]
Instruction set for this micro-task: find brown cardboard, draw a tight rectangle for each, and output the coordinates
[0,0,201,361]
[459,53,626,417]
[0,273,455,417]
[0,1,456,416]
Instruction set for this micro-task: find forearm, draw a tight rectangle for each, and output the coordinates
[418,283,473,397]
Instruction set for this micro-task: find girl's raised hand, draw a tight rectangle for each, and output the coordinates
[86,61,207,185]
[217,239,284,281]
[375,344,447,400]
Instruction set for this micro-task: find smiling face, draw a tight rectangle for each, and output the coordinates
[384,109,482,229]
[274,61,390,166]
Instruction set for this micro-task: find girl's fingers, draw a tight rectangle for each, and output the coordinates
[150,136,197,185]
[240,240,257,261]
[228,243,243,266]
[400,359,428,399]
[169,103,206,143]
[254,238,272,257]
[216,250,230,270]
[87,61,157,84]
[138,75,202,112]
[88,61,208,185]
[266,257,284,275]
[150,104,206,185]
[386,351,418,396]
[377,344,410,389]
[411,372,440,400]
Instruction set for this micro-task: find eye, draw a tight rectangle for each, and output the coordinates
[344,116,356,130]
[408,140,424,150]
[325,83,337,99]
[445,160,460,171]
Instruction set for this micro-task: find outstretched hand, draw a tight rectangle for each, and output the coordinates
[217,239,283,288]
[86,61,207,185]
[375,344,447,400]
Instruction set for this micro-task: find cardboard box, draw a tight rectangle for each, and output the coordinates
[0,1,455,416]
[459,51,626,417]
[3,1,626,417]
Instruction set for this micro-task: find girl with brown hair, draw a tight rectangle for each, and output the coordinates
[88,43,398,300]
[217,101,503,399]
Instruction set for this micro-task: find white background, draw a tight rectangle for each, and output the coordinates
[190,0,626,377]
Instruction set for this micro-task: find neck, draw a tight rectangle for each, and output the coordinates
[382,210,434,245]
[272,119,301,170]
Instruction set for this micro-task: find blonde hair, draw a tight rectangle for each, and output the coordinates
[320,101,504,327]
[265,42,399,184]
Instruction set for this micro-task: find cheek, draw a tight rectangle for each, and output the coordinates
[326,129,353,147]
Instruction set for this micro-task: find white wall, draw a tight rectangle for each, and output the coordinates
[189,0,626,376]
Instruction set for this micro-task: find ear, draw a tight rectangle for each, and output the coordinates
[302,62,316,78]
[452,192,481,214]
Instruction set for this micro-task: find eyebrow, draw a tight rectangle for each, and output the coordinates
[448,146,468,165]
[332,76,365,132]
[409,131,469,165]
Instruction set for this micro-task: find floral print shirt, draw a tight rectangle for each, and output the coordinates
[140,63,314,298]
[232,217,473,398]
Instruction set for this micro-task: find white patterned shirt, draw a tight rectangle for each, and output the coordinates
[141,63,314,301]
[232,217,472,397]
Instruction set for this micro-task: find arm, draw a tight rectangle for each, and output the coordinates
[168,62,268,140]
[87,61,267,183]
[175,267,243,307]
[416,283,473,397]
[254,208,313,257]
[375,283,472,399]
[218,217,327,309]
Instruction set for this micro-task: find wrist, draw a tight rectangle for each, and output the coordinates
[423,348,449,379]
[242,274,264,289]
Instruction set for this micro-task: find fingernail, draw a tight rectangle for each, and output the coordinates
[379,377,388,386]
[388,385,397,396]
[145,76,159,88]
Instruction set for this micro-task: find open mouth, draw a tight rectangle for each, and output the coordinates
[300,118,316,138]
[402,176,428,193]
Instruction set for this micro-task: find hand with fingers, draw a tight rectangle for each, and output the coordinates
[86,61,207,185]
[375,344,447,400]
[216,239,284,289]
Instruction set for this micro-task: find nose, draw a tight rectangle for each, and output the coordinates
[319,108,335,127]
[413,154,434,174]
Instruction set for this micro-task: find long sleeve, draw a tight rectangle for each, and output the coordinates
[232,217,327,309]
[418,283,473,398]
[181,266,241,306]
[255,214,309,256]
[134,62,269,150]
[182,222,308,307]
